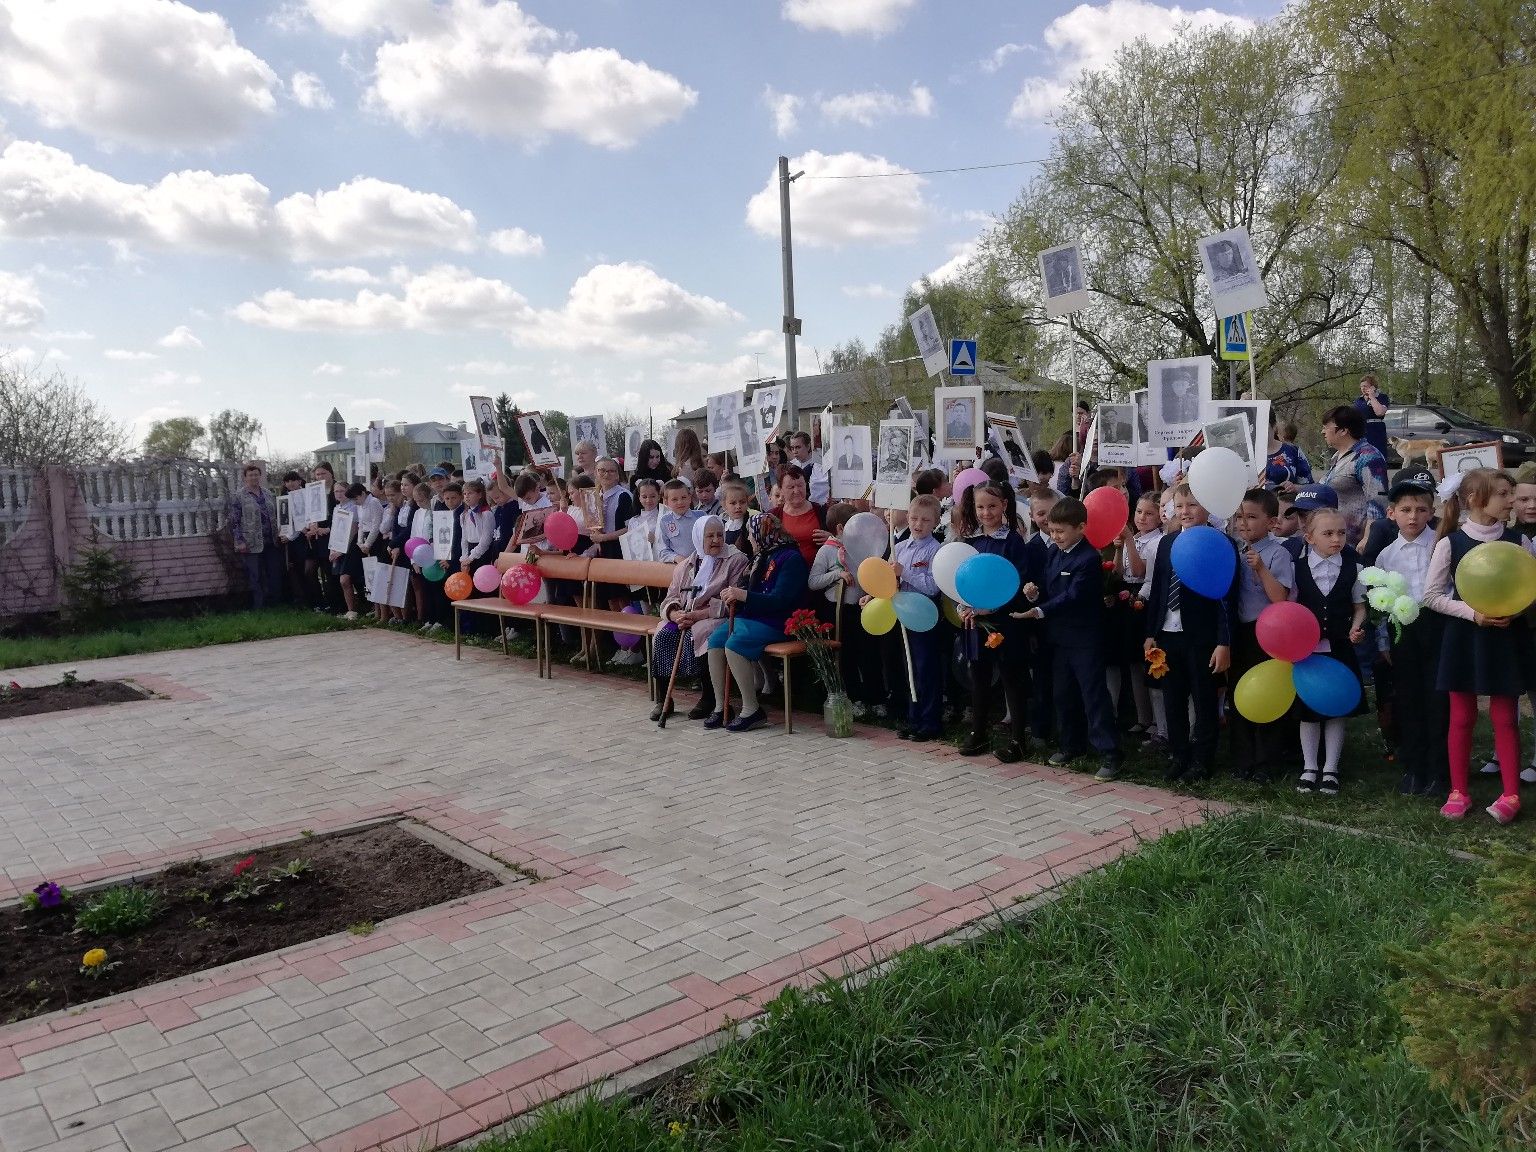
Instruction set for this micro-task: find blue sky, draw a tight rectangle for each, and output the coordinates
[0,0,1282,455]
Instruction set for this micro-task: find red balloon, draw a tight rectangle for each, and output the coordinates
[1083,486,1129,550]
[500,563,543,606]
[544,510,579,552]
[444,572,473,601]
[1255,600,1321,664]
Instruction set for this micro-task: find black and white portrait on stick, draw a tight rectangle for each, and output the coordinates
[1197,225,1268,318]
[831,426,872,500]
[572,415,604,452]
[518,412,559,467]
[707,391,741,453]
[1204,400,1269,475]
[1038,241,1091,318]
[875,419,915,508]
[735,410,765,478]
[1096,404,1136,468]
[935,385,983,461]
[1147,358,1211,450]
[1202,414,1254,465]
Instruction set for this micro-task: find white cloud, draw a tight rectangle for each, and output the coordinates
[0,0,279,147]
[842,283,895,299]
[738,328,780,352]
[157,325,203,349]
[314,361,345,374]
[782,0,917,36]
[0,271,44,331]
[277,176,477,260]
[148,370,202,387]
[980,43,1027,73]
[105,349,158,361]
[820,83,934,127]
[488,227,544,256]
[1009,1,1254,124]
[368,366,401,377]
[0,142,483,260]
[452,359,521,374]
[746,151,929,248]
[290,70,335,109]
[233,260,738,355]
[339,0,697,149]
[41,329,93,341]
[307,266,380,285]
[763,87,802,138]
[916,239,981,288]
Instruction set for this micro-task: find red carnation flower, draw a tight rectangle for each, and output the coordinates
[232,856,256,878]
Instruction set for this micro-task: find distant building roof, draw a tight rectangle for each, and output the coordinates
[313,420,468,454]
[676,360,1062,421]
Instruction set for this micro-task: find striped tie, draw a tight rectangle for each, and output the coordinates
[1168,569,1182,615]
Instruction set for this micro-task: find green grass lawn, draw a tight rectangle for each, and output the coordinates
[0,607,354,669]
[478,814,1506,1151]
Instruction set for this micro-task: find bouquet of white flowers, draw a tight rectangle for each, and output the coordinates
[1359,565,1421,639]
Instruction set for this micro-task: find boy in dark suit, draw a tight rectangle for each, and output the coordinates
[1142,483,1238,781]
[1021,497,1123,779]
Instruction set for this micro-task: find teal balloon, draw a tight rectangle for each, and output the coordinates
[422,562,446,583]
[953,553,1019,612]
[1292,654,1361,718]
[892,591,939,632]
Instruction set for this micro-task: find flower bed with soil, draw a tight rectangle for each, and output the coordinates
[1,822,500,1023]
[0,677,148,720]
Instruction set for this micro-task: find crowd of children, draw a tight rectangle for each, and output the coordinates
[255,424,1535,826]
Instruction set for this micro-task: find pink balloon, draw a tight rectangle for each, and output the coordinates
[404,536,429,556]
[1255,601,1322,664]
[472,565,501,594]
[953,467,989,504]
[615,603,644,649]
[1083,486,1129,550]
[544,510,579,552]
[500,563,542,606]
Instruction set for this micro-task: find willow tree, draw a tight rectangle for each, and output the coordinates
[981,20,1371,398]
[1301,0,1536,427]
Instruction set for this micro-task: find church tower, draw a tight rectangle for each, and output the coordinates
[325,408,345,443]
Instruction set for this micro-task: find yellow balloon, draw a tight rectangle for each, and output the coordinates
[940,596,964,628]
[1455,540,1536,618]
[857,556,899,600]
[862,596,897,636]
[1234,659,1297,725]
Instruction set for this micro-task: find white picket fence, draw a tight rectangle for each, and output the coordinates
[0,462,242,547]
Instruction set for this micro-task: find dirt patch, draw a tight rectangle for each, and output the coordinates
[0,678,148,720]
[1,823,502,1023]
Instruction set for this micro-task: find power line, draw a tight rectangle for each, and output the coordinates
[803,158,1046,180]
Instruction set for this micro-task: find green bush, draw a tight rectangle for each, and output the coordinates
[74,886,162,935]
[1393,847,1536,1144]
[59,537,143,630]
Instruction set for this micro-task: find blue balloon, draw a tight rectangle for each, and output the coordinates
[1292,654,1361,718]
[1169,525,1236,600]
[953,553,1020,613]
[893,591,940,632]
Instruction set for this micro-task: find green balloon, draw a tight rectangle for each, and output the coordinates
[422,562,446,582]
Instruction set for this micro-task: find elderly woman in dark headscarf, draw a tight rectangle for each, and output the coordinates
[704,514,809,732]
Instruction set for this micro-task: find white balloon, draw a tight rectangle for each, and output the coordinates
[1187,446,1249,519]
[931,541,977,603]
[842,512,889,569]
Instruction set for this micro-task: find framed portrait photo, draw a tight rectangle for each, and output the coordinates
[1437,440,1503,478]
[830,426,872,500]
[934,385,984,462]
[875,419,915,509]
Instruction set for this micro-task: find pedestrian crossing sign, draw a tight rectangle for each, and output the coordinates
[1220,313,1250,361]
[949,339,977,375]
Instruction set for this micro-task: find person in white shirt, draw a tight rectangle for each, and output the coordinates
[787,431,829,507]
[1373,477,1446,796]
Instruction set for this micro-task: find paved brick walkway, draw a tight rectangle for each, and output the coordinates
[0,631,1212,1152]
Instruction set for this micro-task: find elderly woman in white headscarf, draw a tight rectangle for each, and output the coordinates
[649,515,749,722]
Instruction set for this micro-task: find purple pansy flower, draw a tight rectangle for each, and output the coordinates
[32,882,63,908]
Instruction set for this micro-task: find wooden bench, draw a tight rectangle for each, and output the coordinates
[538,558,679,698]
[452,553,590,677]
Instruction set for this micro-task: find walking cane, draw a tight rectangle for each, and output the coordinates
[720,602,737,724]
[656,583,699,730]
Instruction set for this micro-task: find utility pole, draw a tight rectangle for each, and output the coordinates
[778,156,803,434]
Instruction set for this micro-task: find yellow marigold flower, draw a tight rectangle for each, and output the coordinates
[984,631,1004,649]
[82,948,108,968]
[668,1120,687,1137]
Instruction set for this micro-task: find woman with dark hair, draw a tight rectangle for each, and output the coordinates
[673,428,706,484]
[1320,404,1388,546]
[768,463,827,566]
[630,438,672,492]
[705,515,810,731]
[1263,407,1314,490]
[1049,400,1094,496]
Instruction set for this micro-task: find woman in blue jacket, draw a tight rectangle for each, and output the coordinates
[705,515,809,732]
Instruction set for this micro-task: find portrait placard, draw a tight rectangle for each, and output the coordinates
[1197,226,1268,319]
[1147,358,1212,450]
[875,419,916,509]
[1201,414,1256,470]
[735,409,766,479]
[752,385,784,437]
[459,439,485,482]
[906,304,948,377]
[300,480,327,526]
[1038,241,1091,318]
[1131,389,1163,465]
[432,509,455,562]
[934,385,984,462]
[469,395,502,457]
[328,503,355,554]
[830,426,872,500]
[1437,440,1504,477]
[366,419,386,460]
[706,391,741,453]
[1203,399,1269,477]
[571,415,605,455]
[985,412,1039,484]
[1095,404,1137,469]
[623,425,645,471]
[517,412,559,468]
[276,494,292,541]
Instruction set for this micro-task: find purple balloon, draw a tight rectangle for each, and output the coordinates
[615,603,644,649]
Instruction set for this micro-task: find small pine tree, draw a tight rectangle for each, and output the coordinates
[59,535,144,630]
[1391,847,1536,1145]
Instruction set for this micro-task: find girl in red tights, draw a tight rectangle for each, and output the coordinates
[1423,468,1532,823]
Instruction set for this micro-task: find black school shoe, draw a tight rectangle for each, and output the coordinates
[995,741,1026,764]
[687,696,716,720]
[726,708,768,732]
[703,711,726,730]
[909,730,939,743]
[958,733,990,756]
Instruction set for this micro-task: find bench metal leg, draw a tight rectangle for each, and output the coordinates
[782,655,793,734]
[454,607,461,660]
[501,623,509,656]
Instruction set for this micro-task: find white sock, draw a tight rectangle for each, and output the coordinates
[1299,721,1322,775]
[1323,719,1346,775]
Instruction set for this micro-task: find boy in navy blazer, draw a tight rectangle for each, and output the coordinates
[1021,498,1123,778]
[1142,483,1238,781]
